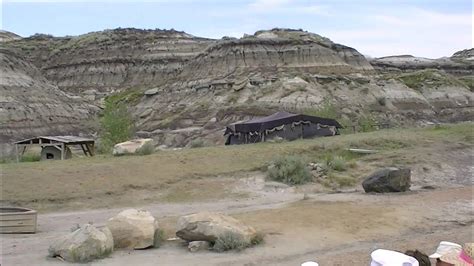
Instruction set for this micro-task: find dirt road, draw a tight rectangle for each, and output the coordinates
[2,186,472,266]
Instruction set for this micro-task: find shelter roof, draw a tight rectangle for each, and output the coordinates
[14,136,94,145]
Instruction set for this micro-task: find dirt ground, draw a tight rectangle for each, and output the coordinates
[1,125,473,265]
[1,186,472,266]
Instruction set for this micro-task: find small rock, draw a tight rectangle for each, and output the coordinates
[188,241,210,252]
[362,167,411,193]
[144,88,159,96]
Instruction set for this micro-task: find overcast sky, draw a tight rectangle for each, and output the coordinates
[1,0,472,58]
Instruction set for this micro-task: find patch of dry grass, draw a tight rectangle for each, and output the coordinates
[2,123,472,211]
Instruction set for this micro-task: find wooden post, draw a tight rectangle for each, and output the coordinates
[90,143,95,156]
[80,144,87,156]
[60,143,65,160]
[15,144,19,163]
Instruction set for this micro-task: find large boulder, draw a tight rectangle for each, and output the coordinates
[112,138,153,156]
[176,212,257,244]
[106,209,159,249]
[48,224,113,263]
[362,167,411,193]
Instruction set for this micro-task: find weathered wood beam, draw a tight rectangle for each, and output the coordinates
[15,144,19,163]
[80,144,88,156]
[60,143,65,160]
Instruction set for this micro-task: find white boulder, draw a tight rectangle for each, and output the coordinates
[112,138,153,156]
[176,212,257,244]
[106,209,160,249]
[48,224,113,263]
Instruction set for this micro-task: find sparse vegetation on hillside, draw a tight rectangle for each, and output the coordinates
[303,99,339,120]
[458,76,474,92]
[397,69,466,91]
[106,88,144,105]
[3,123,472,211]
[189,139,206,148]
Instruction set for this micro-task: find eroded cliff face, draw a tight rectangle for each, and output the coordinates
[4,28,215,96]
[2,28,473,148]
[0,48,98,144]
[369,49,474,77]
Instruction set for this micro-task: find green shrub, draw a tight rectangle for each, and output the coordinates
[99,99,135,153]
[153,228,165,248]
[20,153,41,162]
[190,139,205,148]
[397,69,465,91]
[321,155,348,173]
[303,99,338,120]
[267,155,312,185]
[358,115,377,132]
[213,232,249,252]
[328,173,357,188]
[377,96,387,106]
[250,232,265,246]
[136,142,155,155]
[329,155,347,171]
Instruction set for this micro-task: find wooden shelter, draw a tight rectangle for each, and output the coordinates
[13,136,95,162]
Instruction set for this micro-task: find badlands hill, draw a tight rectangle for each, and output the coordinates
[0,48,97,144]
[1,28,472,147]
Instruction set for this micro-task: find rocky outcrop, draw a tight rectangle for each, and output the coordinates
[106,209,160,249]
[176,212,257,244]
[362,167,411,193]
[0,30,21,42]
[48,224,113,263]
[112,138,154,156]
[4,28,215,94]
[0,48,98,144]
[2,28,472,149]
[369,49,474,76]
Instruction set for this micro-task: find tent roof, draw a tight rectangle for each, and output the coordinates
[225,111,343,134]
[14,136,94,145]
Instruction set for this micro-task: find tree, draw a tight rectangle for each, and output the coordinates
[99,100,134,153]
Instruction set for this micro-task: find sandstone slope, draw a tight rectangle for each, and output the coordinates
[2,28,473,148]
[0,48,98,144]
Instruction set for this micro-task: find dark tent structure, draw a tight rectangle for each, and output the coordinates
[225,111,343,145]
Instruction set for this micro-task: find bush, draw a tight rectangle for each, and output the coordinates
[358,114,377,132]
[327,173,357,188]
[189,139,205,148]
[377,96,387,106]
[303,99,338,120]
[153,228,165,248]
[328,155,347,172]
[20,153,41,162]
[267,155,312,185]
[250,232,265,246]
[213,232,249,252]
[99,99,135,153]
[136,142,154,155]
